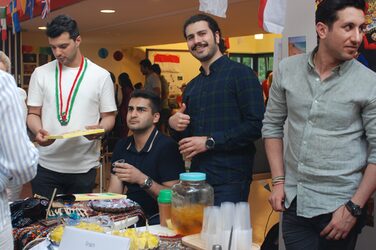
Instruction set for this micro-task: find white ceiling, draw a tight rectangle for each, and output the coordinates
[21,0,262,47]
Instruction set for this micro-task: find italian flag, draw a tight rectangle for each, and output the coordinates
[258,0,286,34]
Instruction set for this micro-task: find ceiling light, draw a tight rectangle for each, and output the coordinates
[38,26,47,30]
[254,34,264,40]
[100,9,115,14]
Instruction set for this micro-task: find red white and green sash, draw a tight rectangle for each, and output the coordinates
[55,56,88,126]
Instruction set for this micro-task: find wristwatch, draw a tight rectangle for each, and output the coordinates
[205,137,215,150]
[345,200,362,218]
[140,176,153,189]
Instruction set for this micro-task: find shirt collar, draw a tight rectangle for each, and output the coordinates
[307,46,354,76]
[199,55,226,75]
[126,127,159,153]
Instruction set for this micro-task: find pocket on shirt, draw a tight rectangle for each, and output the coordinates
[320,101,355,131]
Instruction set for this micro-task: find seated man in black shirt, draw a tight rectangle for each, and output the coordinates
[108,90,185,224]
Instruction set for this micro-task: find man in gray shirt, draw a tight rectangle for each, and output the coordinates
[139,59,161,97]
[262,0,376,249]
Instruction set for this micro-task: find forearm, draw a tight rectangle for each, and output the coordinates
[99,112,116,132]
[27,108,43,135]
[145,181,169,199]
[351,164,376,207]
[264,138,285,177]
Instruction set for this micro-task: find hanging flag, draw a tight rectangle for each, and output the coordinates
[199,0,228,18]
[10,0,21,33]
[20,0,27,14]
[258,0,286,34]
[0,7,7,41]
[41,0,50,19]
[25,0,34,19]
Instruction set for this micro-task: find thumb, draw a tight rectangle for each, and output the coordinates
[179,103,187,113]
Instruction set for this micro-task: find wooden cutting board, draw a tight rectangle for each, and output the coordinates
[181,234,204,250]
[182,234,261,250]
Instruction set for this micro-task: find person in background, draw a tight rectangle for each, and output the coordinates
[117,72,134,138]
[27,15,117,198]
[109,71,122,108]
[176,83,187,108]
[0,70,39,250]
[139,59,161,97]
[108,90,184,224]
[151,63,171,134]
[263,1,376,249]
[0,51,28,202]
[169,14,264,205]
[262,70,273,105]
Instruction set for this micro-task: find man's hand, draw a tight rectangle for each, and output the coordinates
[320,205,357,240]
[35,128,55,147]
[113,162,147,185]
[179,136,207,160]
[84,125,105,140]
[169,103,190,131]
[268,184,286,212]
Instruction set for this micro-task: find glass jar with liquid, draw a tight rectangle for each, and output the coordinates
[171,172,214,235]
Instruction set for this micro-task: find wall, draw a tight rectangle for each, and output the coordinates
[22,31,279,89]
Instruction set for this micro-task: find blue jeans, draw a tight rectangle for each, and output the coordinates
[212,181,251,206]
[282,199,364,250]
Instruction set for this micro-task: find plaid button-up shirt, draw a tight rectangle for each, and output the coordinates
[174,55,264,185]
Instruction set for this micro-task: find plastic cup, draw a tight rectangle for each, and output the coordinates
[112,159,125,167]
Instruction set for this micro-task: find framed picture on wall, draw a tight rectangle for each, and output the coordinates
[23,53,37,63]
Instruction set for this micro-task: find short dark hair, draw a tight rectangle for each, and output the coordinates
[316,0,366,28]
[183,14,227,54]
[118,72,133,89]
[46,15,80,40]
[139,59,152,69]
[130,89,161,113]
[151,64,161,75]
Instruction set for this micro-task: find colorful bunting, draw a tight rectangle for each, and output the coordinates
[41,0,50,19]
[0,7,7,41]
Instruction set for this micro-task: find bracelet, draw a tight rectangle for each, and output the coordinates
[272,176,285,186]
[27,112,41,117]
[272,181,285,187]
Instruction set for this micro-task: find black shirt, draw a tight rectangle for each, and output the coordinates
[111,128,185,217]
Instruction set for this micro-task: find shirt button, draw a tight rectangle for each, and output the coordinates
[316,78,320,81]
[308,120,313,125]
[303,141,307,145]
[314,100,318,104]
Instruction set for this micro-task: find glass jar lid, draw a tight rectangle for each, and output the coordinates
[180,172,206,181]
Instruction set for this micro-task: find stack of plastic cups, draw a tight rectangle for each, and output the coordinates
[231,202,252,250]
[201,202,252,250]
[201,206,222,249]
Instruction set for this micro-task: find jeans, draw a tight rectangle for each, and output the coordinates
[282,199,364,250]
[212,180,251,206]
[31,165,97,198]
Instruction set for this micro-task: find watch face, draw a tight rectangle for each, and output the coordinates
[142,177,153,189]
[206,138,215,149]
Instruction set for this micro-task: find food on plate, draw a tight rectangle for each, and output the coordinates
[112,228,159,250]
[49,222,105,245]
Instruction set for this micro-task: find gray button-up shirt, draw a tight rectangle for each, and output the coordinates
[262,51,376,218]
